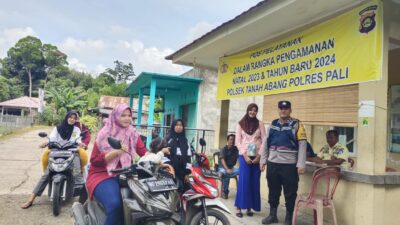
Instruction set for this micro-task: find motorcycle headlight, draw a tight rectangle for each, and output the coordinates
[50,160,70,172]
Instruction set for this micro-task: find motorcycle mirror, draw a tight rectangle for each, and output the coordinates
[38,132,48,138]
[199,138,206,146]
[108,137,122,149]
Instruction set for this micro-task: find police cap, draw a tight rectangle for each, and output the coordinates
[278,101,291,109]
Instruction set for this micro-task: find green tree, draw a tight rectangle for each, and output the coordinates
[103,60,135,83]
[86,88,101,109]
[1,36,68,97]
[45,86,87,113]
[0,76,24,101]
[99,83,128,97]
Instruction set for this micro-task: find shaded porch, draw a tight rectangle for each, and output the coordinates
[127,72,202,146]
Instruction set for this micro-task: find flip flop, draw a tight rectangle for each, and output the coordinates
[21,201,33,209]
[236,212,243,218]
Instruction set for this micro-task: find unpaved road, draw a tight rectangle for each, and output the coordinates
[0,127,316,225]
[0,127,74,225]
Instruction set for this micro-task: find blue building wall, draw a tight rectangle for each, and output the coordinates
[164,87,199,128]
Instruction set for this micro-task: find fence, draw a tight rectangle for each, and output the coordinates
[0,114,35,134]
[134,124,216,153]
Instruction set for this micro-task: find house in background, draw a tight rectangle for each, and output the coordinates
[0,96,43,116]
[127,71,263,149]
[97,95,149,124]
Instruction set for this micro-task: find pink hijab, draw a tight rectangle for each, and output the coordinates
[96,104,138,173]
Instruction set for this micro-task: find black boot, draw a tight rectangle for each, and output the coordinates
[262,207,278,224]
[284,210,293,225]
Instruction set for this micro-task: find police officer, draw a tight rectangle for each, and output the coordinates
[259,101,307,225]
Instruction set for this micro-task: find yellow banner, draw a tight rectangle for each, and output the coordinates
[217,1,382,100]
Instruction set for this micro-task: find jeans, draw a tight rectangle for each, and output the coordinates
[218,166,239,194]
[94,177,123,225]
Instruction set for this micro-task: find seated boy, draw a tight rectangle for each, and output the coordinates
[218,134,239,199]
[316,130,349,167]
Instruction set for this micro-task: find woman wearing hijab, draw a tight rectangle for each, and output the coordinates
[164,119,191,193]
[234,103,266,217]
[75,111,92,148]
[21,110,86,209]
[86,104,147,225]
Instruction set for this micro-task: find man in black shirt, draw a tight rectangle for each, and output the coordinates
[218,134,239,199]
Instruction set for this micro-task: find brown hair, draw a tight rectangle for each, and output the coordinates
[239,103,260,135]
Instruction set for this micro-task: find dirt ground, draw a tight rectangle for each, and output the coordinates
[0,127,74,225]
[0,127,318,225]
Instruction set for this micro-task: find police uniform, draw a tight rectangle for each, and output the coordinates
[318,142,349,167]
[260,101,307,225]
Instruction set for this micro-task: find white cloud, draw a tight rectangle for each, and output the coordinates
[58,37,186,75]
[185,21,216,44]
[0,27,36,57]
[68,57,88,72]
[60,37,106,53]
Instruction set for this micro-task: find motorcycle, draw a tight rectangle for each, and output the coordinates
[180,137,231,225]
[72,137,231,225]
[38,131,87,216]
[72,136,181,225]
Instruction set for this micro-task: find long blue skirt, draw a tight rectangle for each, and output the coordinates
[234,155,261,211]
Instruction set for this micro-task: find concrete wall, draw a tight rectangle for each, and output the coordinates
[182,68,264,133]
[253,170,400,225]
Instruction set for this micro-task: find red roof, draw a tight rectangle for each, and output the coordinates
[0,96,42,109]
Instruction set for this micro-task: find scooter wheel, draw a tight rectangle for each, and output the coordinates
[189,208,230,225]
[71,202,88,225]
[52,182,61,216]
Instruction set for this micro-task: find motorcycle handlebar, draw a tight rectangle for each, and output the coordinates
[110,167,129,174]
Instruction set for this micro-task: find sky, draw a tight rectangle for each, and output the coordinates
[0,0,261,75]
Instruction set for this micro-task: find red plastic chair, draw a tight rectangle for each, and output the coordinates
[292,166,341,225]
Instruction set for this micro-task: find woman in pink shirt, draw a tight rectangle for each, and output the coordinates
[86,104,147,225]
[234,103,266,218]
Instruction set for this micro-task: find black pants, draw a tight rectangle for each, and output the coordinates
[267,162,299,212]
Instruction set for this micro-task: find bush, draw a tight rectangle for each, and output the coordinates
[80,115,99,132]
[39,106,67,126]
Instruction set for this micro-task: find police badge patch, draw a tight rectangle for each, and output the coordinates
[359,5,378,34]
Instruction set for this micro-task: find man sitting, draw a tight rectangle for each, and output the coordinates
[218,134,239,199]
[316,130,349,167]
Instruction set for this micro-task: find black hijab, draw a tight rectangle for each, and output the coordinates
[166,119,190,180]
[57,111,78,140]
[167,119,188,151]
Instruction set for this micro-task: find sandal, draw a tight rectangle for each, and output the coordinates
[21,201,33,209]
[246,210,254,217]
[236,212,243,218]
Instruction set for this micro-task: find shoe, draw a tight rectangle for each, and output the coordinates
[246,210,254,217]
[284,210,293,225]
[221,193,228,199]
[236,212,243,218]
[261,207,278,224]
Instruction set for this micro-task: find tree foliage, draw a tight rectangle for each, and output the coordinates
[1,36,67,97]
[1,36,136,126]
[102,60,135,83]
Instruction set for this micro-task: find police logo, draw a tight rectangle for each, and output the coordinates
[336,148,344,155]
[220,63,228,74]
[359,5,378,34]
